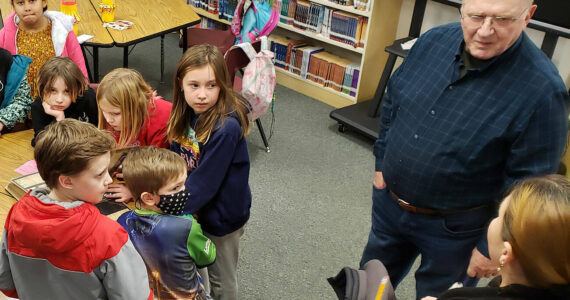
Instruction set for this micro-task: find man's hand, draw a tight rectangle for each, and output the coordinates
[105,183,133,203]
[467,248,498,278]
[0,122,4,136]
[374,171,386,189]
[42,101,65,121]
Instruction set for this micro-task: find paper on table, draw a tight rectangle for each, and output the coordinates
[77,34,94,44]
[15,160,38,175]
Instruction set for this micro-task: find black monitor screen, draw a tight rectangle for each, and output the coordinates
[532,0,570,30]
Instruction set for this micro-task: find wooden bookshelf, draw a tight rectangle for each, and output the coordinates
[274,0,402,107]
[188,0,402,108]
[192,6,232,25]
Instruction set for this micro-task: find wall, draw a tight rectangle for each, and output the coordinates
[395,0,570,88]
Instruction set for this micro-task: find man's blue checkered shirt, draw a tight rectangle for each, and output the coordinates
[375,23,569,210]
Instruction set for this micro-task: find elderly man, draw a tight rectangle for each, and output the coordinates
[360,0,569,299]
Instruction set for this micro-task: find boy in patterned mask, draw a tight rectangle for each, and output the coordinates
[118,146,216,300]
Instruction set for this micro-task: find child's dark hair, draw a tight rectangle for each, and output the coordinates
[34,119,116,189]
[37,57,87,103]
[168,44,250,144]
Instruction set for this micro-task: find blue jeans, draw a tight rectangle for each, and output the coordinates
[360,187,493,299]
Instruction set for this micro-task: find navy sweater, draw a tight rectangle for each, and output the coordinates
[170,115,251,236]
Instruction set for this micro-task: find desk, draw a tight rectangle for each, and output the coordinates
[89,0,200,81]
[0,0,115,82]
[0,130,34,232]
[1,0,200,81]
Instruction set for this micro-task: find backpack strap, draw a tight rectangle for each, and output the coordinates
[260,35,269,51]
[236,42,257,61]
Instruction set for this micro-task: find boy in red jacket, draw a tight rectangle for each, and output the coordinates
[0,119,152,300]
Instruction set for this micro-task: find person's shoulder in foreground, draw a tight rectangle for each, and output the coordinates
[0,119,152,300]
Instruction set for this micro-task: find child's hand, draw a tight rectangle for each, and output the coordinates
[105,183,133,203]
[42,101,66,121]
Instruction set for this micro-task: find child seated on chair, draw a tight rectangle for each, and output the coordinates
[117,146,216,300]
[0,119,152,299]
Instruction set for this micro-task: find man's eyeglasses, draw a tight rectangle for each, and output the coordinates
[461,8,528,29]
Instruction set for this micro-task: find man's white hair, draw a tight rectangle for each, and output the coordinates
[461,0,534,6]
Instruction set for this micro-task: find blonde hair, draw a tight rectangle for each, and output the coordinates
[37,56,87,103]
[168,44,250,144]
[34,119,115,189]
[502,175,570,288]
[96,68,154,147]
[122,146,186,200]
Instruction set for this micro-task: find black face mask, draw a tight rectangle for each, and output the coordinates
[156,190,189,215]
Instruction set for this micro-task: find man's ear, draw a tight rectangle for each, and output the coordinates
[525,5,537,24]
[58,175,74,190]
[140,192,159,206]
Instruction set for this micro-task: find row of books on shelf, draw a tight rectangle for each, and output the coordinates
[189,0,238,21]
[188,0,285,22]
[280,0,368,47]
[270,35,360,96]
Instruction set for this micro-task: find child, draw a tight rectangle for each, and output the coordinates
[0,119,152,300]
[425,175,570,300]
[98,68,172,203]
[168,44,251,300]
[31,56,97,146]
[97,68,171,149]
[0,46,33,135]
[0,0,88,99]
[117,146,216,300]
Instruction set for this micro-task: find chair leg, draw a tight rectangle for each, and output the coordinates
[255,118,270,153]
[160,35,165,83]
[81,45,94,83]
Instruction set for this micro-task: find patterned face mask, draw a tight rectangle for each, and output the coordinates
[156,190,189,215]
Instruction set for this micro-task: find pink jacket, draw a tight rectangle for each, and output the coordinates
[0,11,88,80]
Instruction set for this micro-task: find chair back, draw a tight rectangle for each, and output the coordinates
[224,39,262,84]
[182,28,236,55]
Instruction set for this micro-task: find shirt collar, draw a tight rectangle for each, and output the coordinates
[455,32,524,72]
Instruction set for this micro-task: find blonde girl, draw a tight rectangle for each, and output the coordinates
[97,68,171,149]
[426,174,570,300]
[168,44,251,300]
[97,68,171,202]
[31,57,97,146]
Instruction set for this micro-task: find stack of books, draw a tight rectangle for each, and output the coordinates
[270,35,360,96]
[280,2,368,48]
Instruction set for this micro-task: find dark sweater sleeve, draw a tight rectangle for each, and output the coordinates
[83,87,98,126]
[182,119,241,214]
[31,97,55,146]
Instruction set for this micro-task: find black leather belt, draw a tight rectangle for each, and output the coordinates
[390,191,491,216]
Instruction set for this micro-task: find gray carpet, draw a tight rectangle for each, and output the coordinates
[91,33,420,300]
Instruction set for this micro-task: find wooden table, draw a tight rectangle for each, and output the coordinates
[0,0,115,82]
[88,0,200,80]
[0,130,34,232]
[1,0,201,82]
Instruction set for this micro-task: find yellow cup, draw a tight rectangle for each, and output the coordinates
[101,7,116,23]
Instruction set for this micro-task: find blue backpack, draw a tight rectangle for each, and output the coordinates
[231,0,279,44]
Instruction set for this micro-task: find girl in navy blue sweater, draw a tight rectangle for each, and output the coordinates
[167,44,251,300]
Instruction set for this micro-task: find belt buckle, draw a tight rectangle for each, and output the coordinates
[397,198,410,205]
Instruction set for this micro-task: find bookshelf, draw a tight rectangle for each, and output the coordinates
[274,0,403,107]
[188,0,402,108]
